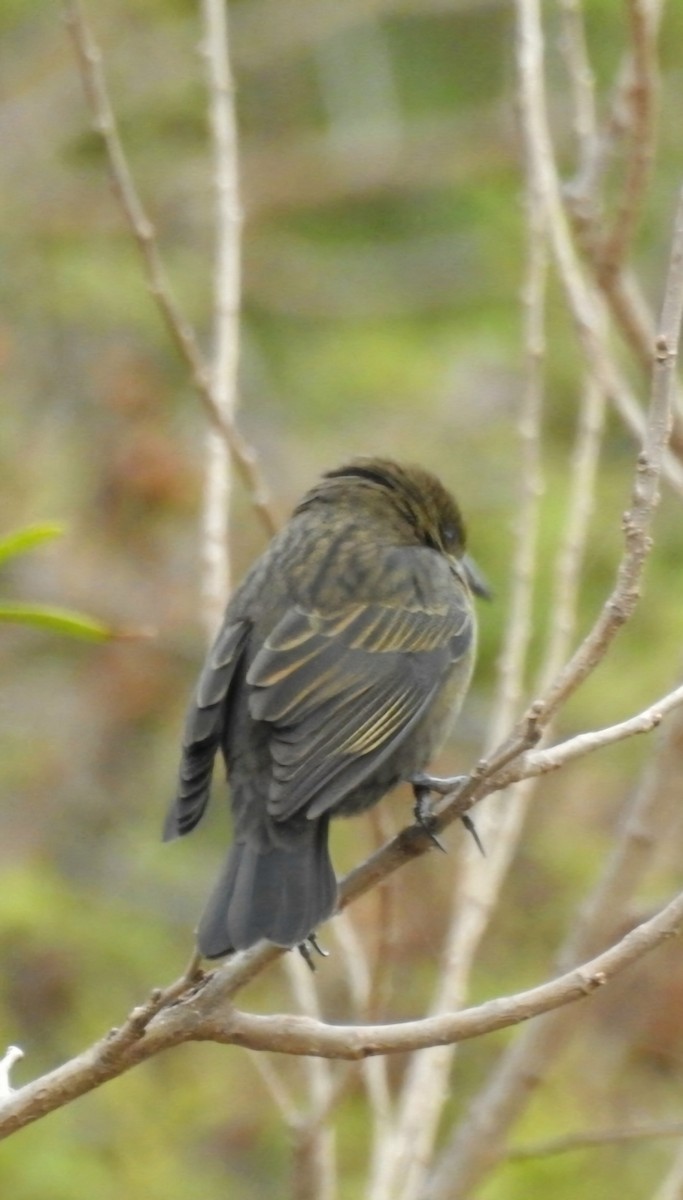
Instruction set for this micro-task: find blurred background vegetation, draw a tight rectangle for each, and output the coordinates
[1,1,683,1197]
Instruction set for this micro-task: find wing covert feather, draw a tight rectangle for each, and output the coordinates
[247,587,473,822]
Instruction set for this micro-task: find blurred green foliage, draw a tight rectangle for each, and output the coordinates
[0,523,118,640]
[1,1,683,1198]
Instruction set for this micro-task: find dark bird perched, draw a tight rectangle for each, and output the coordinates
[164,459,488,959]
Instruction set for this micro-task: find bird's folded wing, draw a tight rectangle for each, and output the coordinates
[246,597,473,821]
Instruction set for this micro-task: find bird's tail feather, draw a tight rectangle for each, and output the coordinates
[197,817,337,957]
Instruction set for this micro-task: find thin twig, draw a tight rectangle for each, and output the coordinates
[595,0,659,287]
[333,907,389,1018]
[508,1119,683,1162]
[513,0,683,500]
[284,954,337,1200]
[247,1051,301,1123]
[489,208,546,744]
[365,805,400,1023]
[200,0,243,634]
[558,0,597,168]
[63,0,278,538]
[560,0,683,456]
[653,1138,683,1200]
[537,372,606,690]
[331,911,393,1181]
[496,680,683,786]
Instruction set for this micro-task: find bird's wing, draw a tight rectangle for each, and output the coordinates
[246,592,473,822]
[164,618,250,839]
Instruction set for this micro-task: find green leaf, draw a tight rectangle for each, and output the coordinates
[0,523,65,568]
[0,603,113,642]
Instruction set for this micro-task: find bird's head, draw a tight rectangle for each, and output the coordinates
[318,458,491,599]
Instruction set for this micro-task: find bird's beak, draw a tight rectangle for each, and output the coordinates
[462,553,493,601]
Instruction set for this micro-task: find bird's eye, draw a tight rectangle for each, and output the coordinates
[442,525,458,548]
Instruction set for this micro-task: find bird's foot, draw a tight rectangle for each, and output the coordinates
[410,771,468,796]
[297,932,330,972]
[412,784,448,853]
[410,773,485,857]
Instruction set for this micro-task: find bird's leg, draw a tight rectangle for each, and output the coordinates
[412,783,448,853]
[411,770,468,796]
[410,773,486,857]
[297,941,316,971]
[297,932,330,972]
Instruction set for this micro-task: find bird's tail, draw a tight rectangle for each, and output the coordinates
[197,817,338,958]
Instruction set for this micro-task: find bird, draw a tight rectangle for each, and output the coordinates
[164,458,488,960]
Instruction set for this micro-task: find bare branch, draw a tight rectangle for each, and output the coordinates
[200,0,243,634]
[284,954,337,1200]
[62,0,278,538]
[495,680,683,786]
[508,1119,683,1162]
[2,885,682,1142]
[331,913,393,1148]
[538,181,683,721]
[424,705,683,1200]
[247,1051,301,1123]
[167,673,683,959]
[515,0,683,499]
[595,0,659,285]
[559,0,683,456]
[490,193,547,741]
[653,1140,683,1200]
[537,373,606,690]
[558,0,597,162]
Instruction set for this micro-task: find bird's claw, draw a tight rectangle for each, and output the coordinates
[411,774,486,857]
[461,812,486,857]
[297,932,330,972]
[412,785,448,853]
